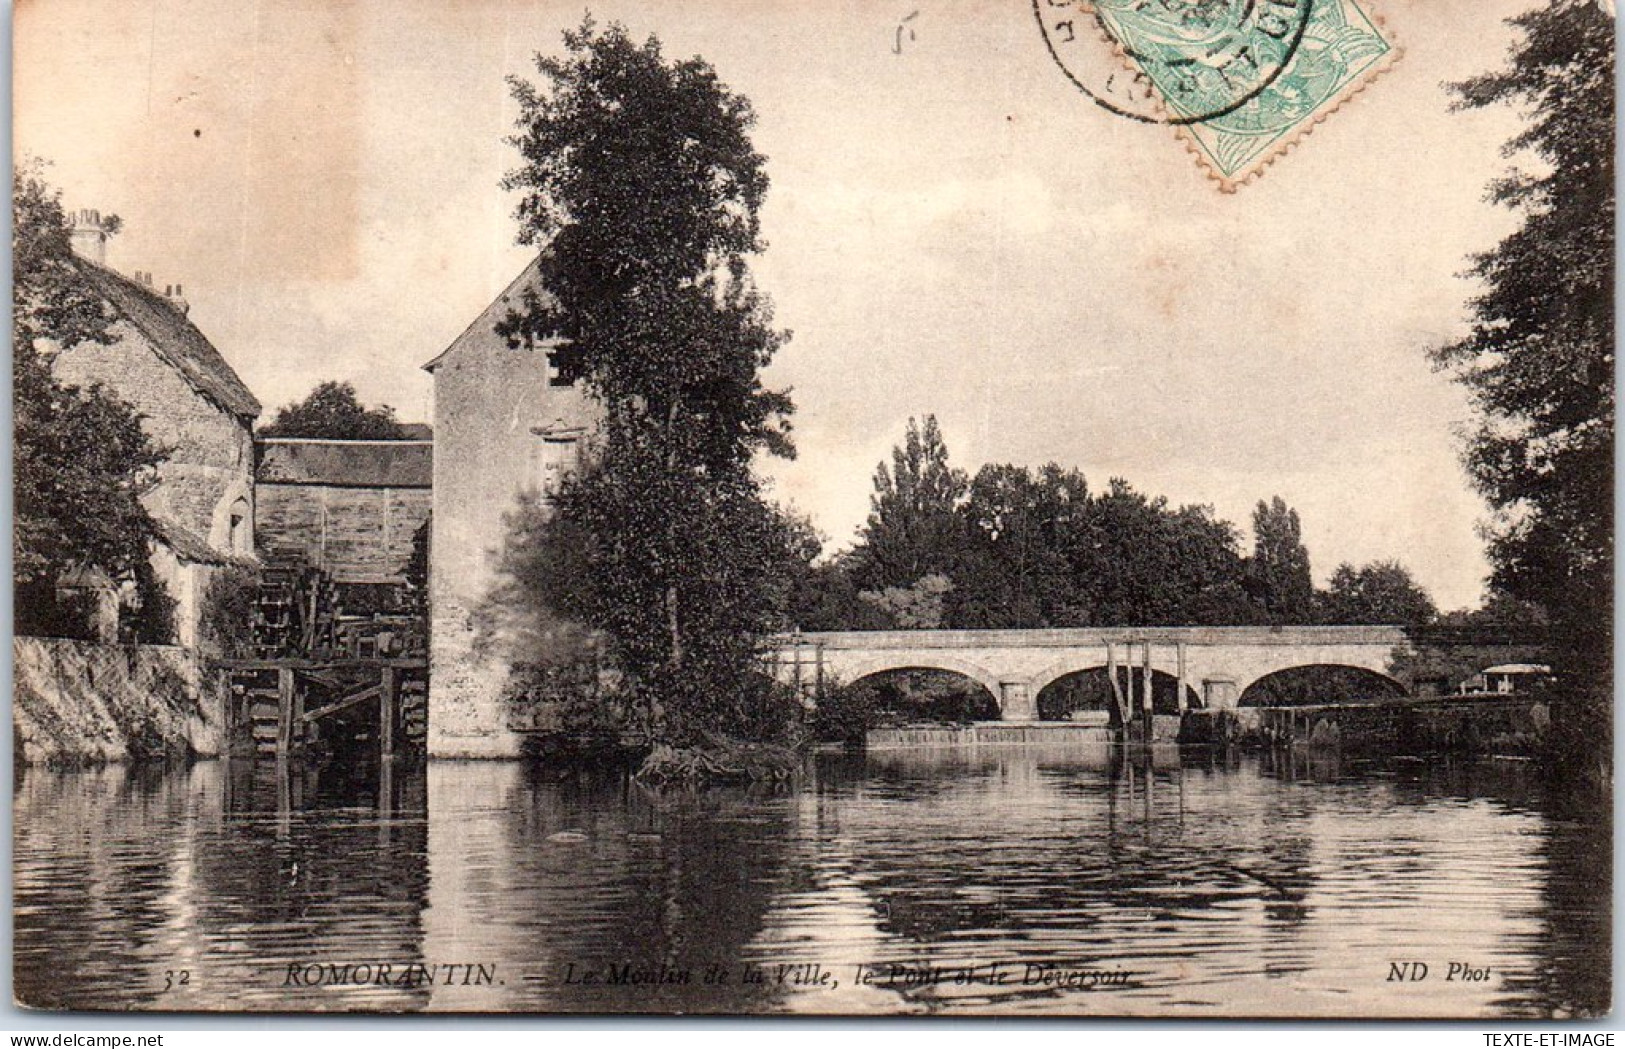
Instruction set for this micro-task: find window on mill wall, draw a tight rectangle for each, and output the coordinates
[546,348,574,388]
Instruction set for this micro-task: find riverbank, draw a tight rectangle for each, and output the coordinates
[12,636,226,764]
[848,699,1547,758]
[1180,697,1548,756]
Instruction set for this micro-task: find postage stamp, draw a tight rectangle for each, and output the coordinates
[1037,0,1401,190]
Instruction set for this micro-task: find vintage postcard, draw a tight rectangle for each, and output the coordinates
[10,0,1613,1020]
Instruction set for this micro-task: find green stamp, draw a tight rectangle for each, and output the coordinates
[1036,0,1400,190]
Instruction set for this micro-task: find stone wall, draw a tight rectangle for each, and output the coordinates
[53,320,255,548]
[867,724,1114,748]
[13,637,227,764]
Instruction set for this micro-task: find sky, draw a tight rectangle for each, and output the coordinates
[14,0,1543,609]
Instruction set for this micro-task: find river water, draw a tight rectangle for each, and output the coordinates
[12,745,1610,1018]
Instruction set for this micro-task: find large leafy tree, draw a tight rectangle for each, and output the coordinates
[1248,496,1314,622]
[1434,0,1611,782]
[1073,480,1257,627]
[1317,560,1438,626]
[13,162,166,634]
[849,415,968,592]
[1434,1,1612,682]
[952,463,1086,628]
[259,381,407,440]
[499,21,798,746]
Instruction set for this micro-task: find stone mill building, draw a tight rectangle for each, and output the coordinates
[421,258,594,757]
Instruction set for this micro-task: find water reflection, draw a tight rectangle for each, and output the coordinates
[12,748,1610,1017]
[421,763,795,1012]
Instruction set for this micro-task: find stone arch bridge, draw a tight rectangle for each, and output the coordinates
[769,626,1413,721]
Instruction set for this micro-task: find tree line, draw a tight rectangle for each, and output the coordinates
[787,415,1448,633]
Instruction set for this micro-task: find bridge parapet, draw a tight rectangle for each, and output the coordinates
[779,625,1410,651]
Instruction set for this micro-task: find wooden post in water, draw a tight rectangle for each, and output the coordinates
[1125,645,1134,730]
[379,755,395,845]
[291,673,305,755]
[1106,642,1123,730]
[1177,642,1189,712]
[379,665,398,760]
[1141,641,1154,743]
[277,758,292,826]
[1126,641,1138,728]
[1126,642,1139,732]
[1124,646,1137,737]
[276,667,295,759]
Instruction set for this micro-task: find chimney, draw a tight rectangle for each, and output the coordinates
[68,209,109,266]
[165,283,189,316]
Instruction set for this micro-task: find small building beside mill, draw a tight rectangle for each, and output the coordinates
[54,209,261,648]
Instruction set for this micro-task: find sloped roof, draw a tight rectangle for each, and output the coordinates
[422,255,560,372]
[152,519,257,567]
[256,437,433,488]
[75,259,262,419]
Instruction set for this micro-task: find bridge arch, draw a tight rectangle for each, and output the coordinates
[1033,664,1202,721]
[1028,659,1190,702]
[839,663,1003,723]
[1239,663,1408,707]
[836,656,1004,711]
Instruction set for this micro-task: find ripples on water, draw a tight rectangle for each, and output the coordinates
[12,746,1610,1017]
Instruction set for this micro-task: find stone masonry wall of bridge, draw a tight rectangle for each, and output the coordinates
[770,626,1412,721]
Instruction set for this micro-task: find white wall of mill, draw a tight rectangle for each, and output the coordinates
[428,323,594,757]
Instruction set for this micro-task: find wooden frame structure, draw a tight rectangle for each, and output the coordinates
[223,658,428,760]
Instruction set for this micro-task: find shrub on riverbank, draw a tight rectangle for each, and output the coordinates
[810,683,881,746]
[1541,680,1612,793]
[636,738,800,786]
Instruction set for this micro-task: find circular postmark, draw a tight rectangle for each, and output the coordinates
[1034,0,1313,126]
